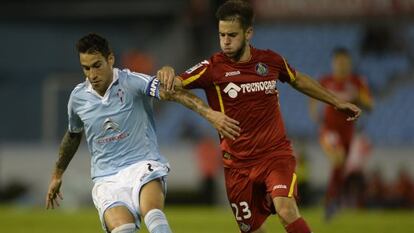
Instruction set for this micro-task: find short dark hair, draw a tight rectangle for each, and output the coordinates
[216,0,254,30]
[76,33,112,58]
[332,47,351,57]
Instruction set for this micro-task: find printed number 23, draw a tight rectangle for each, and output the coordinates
[231,201,252,220]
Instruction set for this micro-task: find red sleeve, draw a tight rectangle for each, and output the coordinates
[179,59,212,89]
[269,50,296,83]
[354,76,373,103]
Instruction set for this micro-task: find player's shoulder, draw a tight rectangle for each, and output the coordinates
[210,51,226,64]
[116,68,155,93]
[68,81,88,107]
[118,68,153,83]
[70,81,87,97]
[350,73,369,86]
[253,47,285,64]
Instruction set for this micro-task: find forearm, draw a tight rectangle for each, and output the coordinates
[291,72,342,107]
[52,131,82,178]
[160,88,213,121]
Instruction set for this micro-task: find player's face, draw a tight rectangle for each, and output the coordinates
[332,54,352,79]
[218,20,252,61]
[79,52,115,95]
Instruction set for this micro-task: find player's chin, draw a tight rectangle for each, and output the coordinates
[92,83,100,89]
[224,51,236,58]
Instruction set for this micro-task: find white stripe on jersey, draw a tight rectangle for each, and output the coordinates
[126,69,152,84]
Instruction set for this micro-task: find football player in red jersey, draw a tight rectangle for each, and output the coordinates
[162,1,360,232]
[309,48,374,220]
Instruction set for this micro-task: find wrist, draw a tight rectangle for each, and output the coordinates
[52,169,64,179]
[331,97,342,108]
[205,108,214,121]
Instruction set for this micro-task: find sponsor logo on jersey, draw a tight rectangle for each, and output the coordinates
[103,118,120,132]
[185,60,209,74]
[273,184,288,190]
[223,82,242,98]
[97,132,129,144]
[223,80,277,98]
[239,223,251,232]
[97,118,128,144]
[240,80,276,93]
[255,62,268,76]
[225,70,241,77]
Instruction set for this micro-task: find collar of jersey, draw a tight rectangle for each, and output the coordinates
[222,45,255,65]
[86,68,120,103]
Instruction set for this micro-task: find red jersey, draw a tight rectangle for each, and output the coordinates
[179,47,296,168]
[320,74,371,133]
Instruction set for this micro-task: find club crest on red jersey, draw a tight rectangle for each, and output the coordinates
[255,62,268,76]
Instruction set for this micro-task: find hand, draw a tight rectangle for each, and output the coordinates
[45,177,63,209]
[335,101,362,121]
[157,66,176,92]
[207,110,241,140]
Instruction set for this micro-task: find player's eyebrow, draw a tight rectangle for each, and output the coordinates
[82,61,101,69]
[220,32,238,36]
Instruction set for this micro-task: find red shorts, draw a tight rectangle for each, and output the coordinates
[224,155,297,232]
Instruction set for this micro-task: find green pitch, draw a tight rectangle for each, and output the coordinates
[1,205,413,233]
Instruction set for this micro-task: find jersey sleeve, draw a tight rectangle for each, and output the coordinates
[67,92,84,133]
[179,59,212,89]
[125,70,161,99]
[356,76,373,104]
[270,51,297,83]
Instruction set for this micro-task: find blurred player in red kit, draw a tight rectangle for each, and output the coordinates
[309,48,374,220]
[165,1,361,232]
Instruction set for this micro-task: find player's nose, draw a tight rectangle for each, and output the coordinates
[88,69,98,80]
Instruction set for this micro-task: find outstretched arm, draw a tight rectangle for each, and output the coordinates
[290,72,361,121]
[46,131,82,209]
[159,84,240,140]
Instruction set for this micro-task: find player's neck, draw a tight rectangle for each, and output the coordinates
[232,45,252,63]
[96,71,114,96]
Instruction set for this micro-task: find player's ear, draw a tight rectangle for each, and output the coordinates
[107,53,115,66]
[245,26,253,41]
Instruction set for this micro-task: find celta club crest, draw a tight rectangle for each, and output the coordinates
[239,222,251,232]
[117,88,125,104]
[255,62,268,76]
[103,118,120,132]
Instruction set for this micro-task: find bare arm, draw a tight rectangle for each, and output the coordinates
[54,131,82,178]
[159,83,240,140]
[290,72,361,121]
[46,131,82,209]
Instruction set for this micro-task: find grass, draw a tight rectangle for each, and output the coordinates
[1,205,413,233]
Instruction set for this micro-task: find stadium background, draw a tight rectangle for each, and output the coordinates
[0,0,413,232]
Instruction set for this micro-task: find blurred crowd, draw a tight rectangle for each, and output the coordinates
[363,168,414,209]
